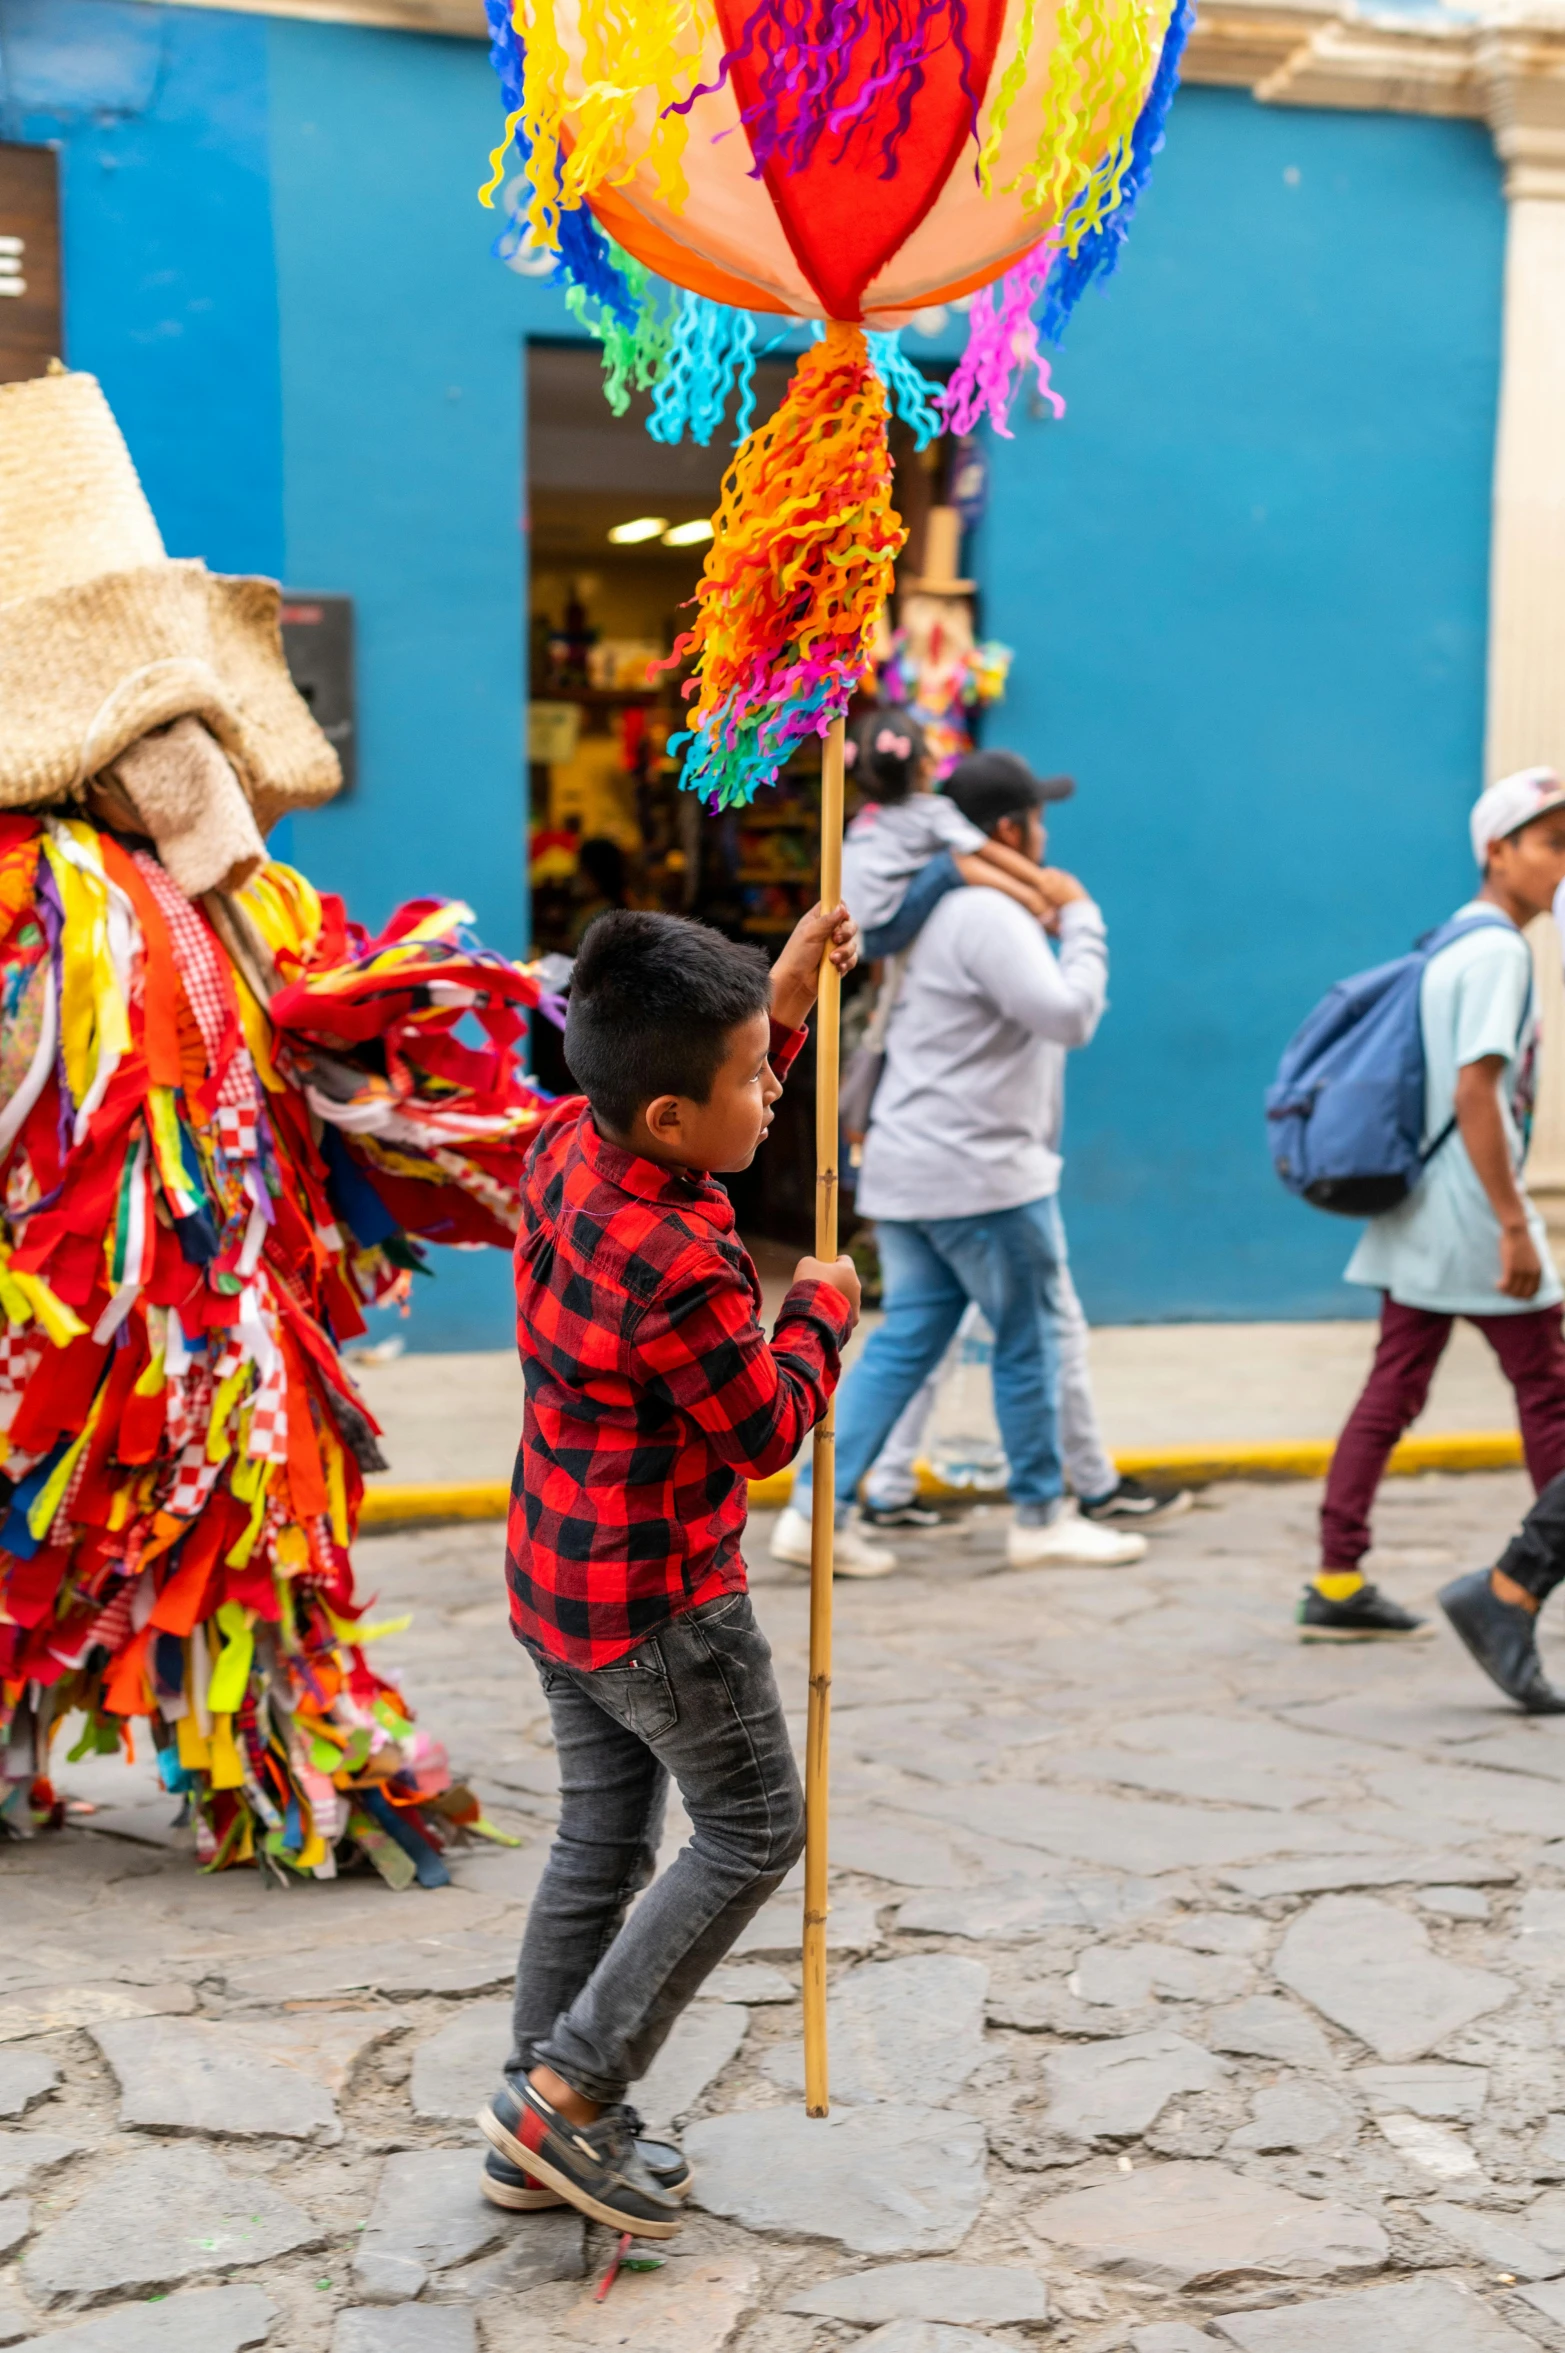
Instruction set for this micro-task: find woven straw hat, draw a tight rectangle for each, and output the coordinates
[0,369,340,828]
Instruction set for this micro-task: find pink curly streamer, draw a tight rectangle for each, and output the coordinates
[939,240,1066,440]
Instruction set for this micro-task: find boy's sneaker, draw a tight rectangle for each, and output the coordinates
[1079,1475,1194,1528]
[479,2075,684,2238]
[1296,1582,1428,1641]
[481,2106,693,2210]
[1439,1569,1565,1713]
[861,1497,943,1530]
[1006,1508,1148,1569]
[769,1504,898,1578]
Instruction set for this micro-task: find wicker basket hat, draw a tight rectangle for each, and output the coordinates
[0,370,340,831]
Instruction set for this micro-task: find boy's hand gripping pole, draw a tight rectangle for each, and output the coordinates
[803,713,845,2117]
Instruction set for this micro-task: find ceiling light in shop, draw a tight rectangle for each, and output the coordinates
[662,519,714,548]
[607,516,669,545]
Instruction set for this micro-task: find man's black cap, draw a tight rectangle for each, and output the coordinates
[944,750,1075,834]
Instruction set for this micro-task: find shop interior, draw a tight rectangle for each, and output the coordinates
[525,338,963,1247]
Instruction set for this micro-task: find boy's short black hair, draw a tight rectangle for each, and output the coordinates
[565,909,772,1134]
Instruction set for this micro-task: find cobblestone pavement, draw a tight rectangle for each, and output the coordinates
[10,1471,1565,2350]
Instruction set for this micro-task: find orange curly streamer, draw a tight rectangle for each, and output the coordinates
[670,322,906,807]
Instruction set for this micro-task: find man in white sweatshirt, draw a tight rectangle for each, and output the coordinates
[774,750,1145,1575]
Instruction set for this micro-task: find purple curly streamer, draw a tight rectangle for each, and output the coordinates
[670,0,976,183]
[938,240,1066,440]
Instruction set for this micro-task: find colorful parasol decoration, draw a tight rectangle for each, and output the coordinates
[0,821,551,1883]
[482,0,1192,806]
[481,0,1192,2114]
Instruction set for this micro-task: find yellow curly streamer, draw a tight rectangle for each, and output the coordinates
[981,0,1168,244]
[509,0,714,246]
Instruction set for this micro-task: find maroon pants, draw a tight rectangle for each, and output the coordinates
[1321,1294,1565,1569]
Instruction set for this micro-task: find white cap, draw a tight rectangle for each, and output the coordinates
[1470,767,1565,865]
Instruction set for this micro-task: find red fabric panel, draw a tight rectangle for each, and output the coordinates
[716,0,1008,320]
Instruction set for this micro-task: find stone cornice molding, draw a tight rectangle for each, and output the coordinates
[158,0,1565,181]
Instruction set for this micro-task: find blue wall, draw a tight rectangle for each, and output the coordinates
[975,91,1505,1322]
[3,11,1508,1338]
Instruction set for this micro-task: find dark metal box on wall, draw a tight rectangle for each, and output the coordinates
[0,143,62,384]
[280,594,356,794]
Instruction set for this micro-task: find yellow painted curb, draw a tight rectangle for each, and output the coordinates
[360,1429,1525,1529]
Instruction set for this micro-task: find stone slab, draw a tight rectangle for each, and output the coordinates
[0,2202,30,2258]
[1374,2113,1480,2180]
[787,2260,1049,2324]
[355,2148,506,2298]
[1519,2282,1565,2324]
[1370,1761,1565,1839]
[91,2016,346,2142]
[410,2000,511,2123]
[1418,1885,1491,1920]
[228,1933,519,2004]
[633,2003,748,2126]
[12,2287,276,2352]
[703,1963,796,2003]
[831,1815,976,1888]
[425,2208,585,2301]
[1044,2032,1229,2143]
[334,2311,477,2353]
[1074,1943,1252,2008]
[1273,1895,1513,2062]
[1227,2081,1356,2156]
[1218,1856,1514,1901]
[0,2053,55,2119]
[1350,2064,1488,2119]
[765,1956,986,2106]
[22,2144,320,2302]
[0,2133,84,2198]
[730,1895,878,1957]
[897,1876,1164,1941]
[903,1785,1390,1875]
[686,2105,986,2255]
[554,2253,758,2352]
[1418,2199,1565,2281]
[1209,2275,1532,2349]
[1032,2161,1388,2289]
[1132,2331,1221,2353]
[1206,1999,1333,2071]
[0,1983,196,2044]
[858,2330,1004,2353]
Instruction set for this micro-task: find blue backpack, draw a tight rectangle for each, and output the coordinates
[1266,914,1518,1217]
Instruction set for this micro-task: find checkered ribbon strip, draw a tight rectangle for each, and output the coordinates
[0,1325,41,1397]
[132,851,259,1119]
[164,1439,221,1522]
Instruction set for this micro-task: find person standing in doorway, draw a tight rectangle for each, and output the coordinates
[1304,770,1565,1638]
[771,749,1146,1575]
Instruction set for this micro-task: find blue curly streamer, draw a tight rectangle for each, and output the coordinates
[482,0,640,333]
[1038,0,1193,345]
[866,330,942,449]
[671,675,840,810]
[648,296,759,446]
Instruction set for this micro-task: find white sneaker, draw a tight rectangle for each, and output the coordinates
[768,1505,898,1578]
[1006,1506,1148,1569]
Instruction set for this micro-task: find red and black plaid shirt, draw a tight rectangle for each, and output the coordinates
[505,1022,853,1668]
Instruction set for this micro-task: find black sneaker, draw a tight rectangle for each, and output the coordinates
[861,1498,944,1530]
[479,2076,684,2238]
[1079,1476,1194,1527]
[1439,1569,1565,1714]
[481,2108,692,2210]
[1297,1582,1428,1641]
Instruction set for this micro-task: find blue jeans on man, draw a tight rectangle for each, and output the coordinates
[792,1195,1066,1522]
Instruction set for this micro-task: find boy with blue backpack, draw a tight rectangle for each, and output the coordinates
[1275,769,1565,1638]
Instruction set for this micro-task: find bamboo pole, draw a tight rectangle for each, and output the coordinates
[802,713,846,2117]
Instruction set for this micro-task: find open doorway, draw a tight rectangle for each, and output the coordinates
[525,337,951,1246]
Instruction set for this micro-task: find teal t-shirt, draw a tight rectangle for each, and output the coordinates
[1345,904,1560,1316]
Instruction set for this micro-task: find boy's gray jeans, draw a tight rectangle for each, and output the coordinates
[510,1590,805,2107]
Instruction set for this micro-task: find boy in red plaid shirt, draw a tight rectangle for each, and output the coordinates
[479,901,860,2237]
